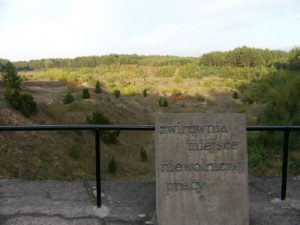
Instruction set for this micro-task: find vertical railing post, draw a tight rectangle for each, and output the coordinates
[95,128,101,207]
[281,128,290,200]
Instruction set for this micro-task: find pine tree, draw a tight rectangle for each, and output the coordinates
[95,81,101,93]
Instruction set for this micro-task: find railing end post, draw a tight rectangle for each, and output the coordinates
[95,128,101,207]
[281,129,290,200]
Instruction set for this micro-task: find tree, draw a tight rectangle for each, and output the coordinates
[159,97,168,107]
[113,89,120,98]
[1,59,37,117]
[143,89,147,97]
[0,59,22,89]
[63,92,75,104]
[95,81,101,93]
[288,48,300,70]
[5,89,37,117]
[82,88,90,99]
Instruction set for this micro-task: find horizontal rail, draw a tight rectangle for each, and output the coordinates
[1,125,300,132]
[247,126,300,131]
[0,124,156,131]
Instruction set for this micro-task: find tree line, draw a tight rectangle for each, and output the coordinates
[13,47,300,71]
[14,55,196,70]
[200,46,289,68]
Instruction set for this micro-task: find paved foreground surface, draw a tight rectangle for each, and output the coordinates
[0,177,299,225]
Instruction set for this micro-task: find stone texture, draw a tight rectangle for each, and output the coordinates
[155,113,249,225]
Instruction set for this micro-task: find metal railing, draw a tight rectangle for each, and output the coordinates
[0,124,300,207]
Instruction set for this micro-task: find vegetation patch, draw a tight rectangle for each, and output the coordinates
[86,111,120,144]
[67,143,80,159]
[108,156,117,174]
[0,60,37,117]
[95,81,101,93]
[158,97,168,107]
[82,88,90,99]
[140,146,148,162]
[63,92,75,104]
[113,89,121,98]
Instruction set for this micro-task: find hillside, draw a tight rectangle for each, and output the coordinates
[0,76,248,181]
[1,47,300,180]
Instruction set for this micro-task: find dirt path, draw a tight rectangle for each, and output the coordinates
[22,80,67,105]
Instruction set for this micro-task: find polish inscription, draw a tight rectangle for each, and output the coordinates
[156,113,249,225]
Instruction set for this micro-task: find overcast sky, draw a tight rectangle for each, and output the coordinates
[1,0,300,61]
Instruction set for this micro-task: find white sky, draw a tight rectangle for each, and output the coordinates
[0,0,300,61]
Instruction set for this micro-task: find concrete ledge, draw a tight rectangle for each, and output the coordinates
[0,177,299,225]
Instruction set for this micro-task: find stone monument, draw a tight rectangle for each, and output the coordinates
[156,113,249,225]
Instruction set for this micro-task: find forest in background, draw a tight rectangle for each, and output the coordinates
[13,46,296,70]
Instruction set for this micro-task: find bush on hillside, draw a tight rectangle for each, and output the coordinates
[95,81,101,93]
[18,93,37,117]
[113,89,120,98]
[86,111,120,144]
[171,89,182,97]
[196,94,205,102]
[82,88,90,99]
[232,91,239,99]
[143,89,147,97]
[5,88,37,117]
[67,143,80,159]
[159,97,168,107]
[140,146,148,162]
[288,47,300,70]
[63,92,75,104]
[0,59,22,89]
[108,156,117,174]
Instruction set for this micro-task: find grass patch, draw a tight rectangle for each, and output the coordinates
[67,143,80,159]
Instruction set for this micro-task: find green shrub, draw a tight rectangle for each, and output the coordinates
[86,111,110,124]
[5,88,37,117]
[95,81,101,93]
[108,156,117,174]
[5,88,20,106]
[82,88,90,99]
[63,92,75,104]
[248,144,270,176]
[143,89,148,97]
[242,96,254,104]
[173,74,183,83]
[122,86,136,96]
[155,66,175,77]
[18,93,37,117]
[1,61,37,117]
[247,132,274,176]
[86,111,120,144]
[140,146,148,162]
[232,91,239,99]
[113,89,120,98]
[196,94,205,102]
[171,89,182,97]
[288,156,300,174]
[159,97,168,107]
[0,60,22,89]
[104,96,111,102]
[102,130,120,144]
[67,143,80,159]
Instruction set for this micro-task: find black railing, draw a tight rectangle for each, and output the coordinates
[0,125,300,207]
